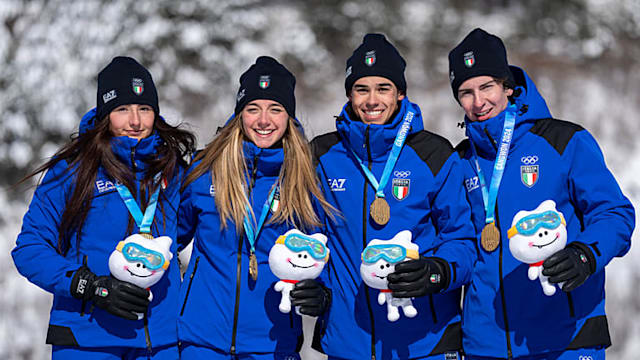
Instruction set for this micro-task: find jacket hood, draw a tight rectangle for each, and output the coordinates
[336,97,424,160]
[465,66,552,158]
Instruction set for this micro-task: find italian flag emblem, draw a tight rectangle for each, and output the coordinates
[132,78,144,95]
[365,50,376,66]
[392,178,410,201]
[521,165,539,188]
[463,51,475,68]
[259,75,270,89]
[270,189,280,213]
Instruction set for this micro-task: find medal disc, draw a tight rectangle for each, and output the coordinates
[140,233,154,239]
[481,222,500,252]
[370,197,390,226]
[249,252,258,281]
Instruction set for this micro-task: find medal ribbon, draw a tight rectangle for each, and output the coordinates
[346,104,415,199]
[115,176,161,234]
[243,185,278,254]
[468,104,516,225]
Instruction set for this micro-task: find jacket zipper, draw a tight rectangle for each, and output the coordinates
[429,295,437,323]
[180,256,200,316]
[230,154,260,355]
[362,127,377,360]
[144,314,152,353]
[567,293,575,317]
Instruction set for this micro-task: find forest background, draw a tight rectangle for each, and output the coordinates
[1,1,639,359]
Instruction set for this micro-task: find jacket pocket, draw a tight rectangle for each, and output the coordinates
[180,256,200,316]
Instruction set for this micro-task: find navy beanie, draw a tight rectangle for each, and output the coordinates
[448,28,514,100]
[234,56,296,119]
[96,56,159,121]
[345,33,407,95]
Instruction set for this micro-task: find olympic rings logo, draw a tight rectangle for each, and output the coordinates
[578,356,593,360]
[394,171,411,178]
[520,155,538,164]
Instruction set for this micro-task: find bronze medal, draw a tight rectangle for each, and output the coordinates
[481,222,500,252]
[140,233,154,239]
[370,197,390,226]
[249,252,258,281]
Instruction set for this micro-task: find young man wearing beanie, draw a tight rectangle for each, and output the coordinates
[449,28,634,359]
[310,33,476,359]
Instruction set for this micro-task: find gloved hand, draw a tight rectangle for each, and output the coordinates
[387,257,449,298]
[70,266,150,320]
[290,279,331,317]
[542,243,595,292]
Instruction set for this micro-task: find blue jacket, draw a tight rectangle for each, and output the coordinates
[12,108,184,348]
[456,67,635,358]
[311,98,477,359]
[177,141,303,355]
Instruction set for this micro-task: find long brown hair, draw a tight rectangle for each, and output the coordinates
[22,114,196,254]
[184,115,335,232]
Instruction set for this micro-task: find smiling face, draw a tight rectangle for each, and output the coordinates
[360,259,395,290]
[268,243,325,281]
[241,99,289,148]
[457,76,513,122]
[348,76,405,125]
[108,104,155,139]
[508,200,568,264]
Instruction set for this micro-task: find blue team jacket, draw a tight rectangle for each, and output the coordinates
[12,108,184,348]
[177,141,303,355]
[456,67,635,358]
[311,98,477,359]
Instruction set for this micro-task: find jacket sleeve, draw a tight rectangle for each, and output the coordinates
[11,161,83,298]
[429,153,478,291]
[566,130,635,274]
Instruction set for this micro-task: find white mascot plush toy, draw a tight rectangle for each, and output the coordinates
[268,229,330,314]
[360,230,419,322]
[108,234,173,319]
[508,200,567,296]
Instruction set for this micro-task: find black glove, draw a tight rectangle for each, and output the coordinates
[70,266,150,320]
[290,279,331,317]
[387,257,450,298]
[542,243,595,292]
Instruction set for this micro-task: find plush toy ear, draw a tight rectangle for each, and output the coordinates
[395,230,413,243]
[155,236,174,261]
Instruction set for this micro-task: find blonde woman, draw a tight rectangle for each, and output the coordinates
[177,56,334,360]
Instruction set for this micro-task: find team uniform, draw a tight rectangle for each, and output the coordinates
[12,109,184,359]
[311,98,476,359]
[456,66,635,359]
[177,141,302,360]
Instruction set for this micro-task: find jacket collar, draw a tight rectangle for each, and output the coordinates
[243,140,284,178]
[336,97,424,161]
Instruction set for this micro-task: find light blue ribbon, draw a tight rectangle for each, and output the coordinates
[243,185,278,253]
[115,180,161,234]
[469,104,517,225]
[347,105,415,199]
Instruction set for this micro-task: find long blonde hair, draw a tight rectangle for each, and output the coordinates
[184,115,335,232]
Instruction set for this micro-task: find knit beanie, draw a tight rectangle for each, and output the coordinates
[448,28,514,100]
[96,56,159,121]
[345,33,407,95]
[234,56,296,119]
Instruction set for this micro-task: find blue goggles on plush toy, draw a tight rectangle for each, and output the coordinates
[116,241,170,270]
[361,244,420,264]
[507,210,566,239]
[276,233,329,262]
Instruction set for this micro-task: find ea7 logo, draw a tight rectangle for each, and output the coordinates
[465,176,480,192]
[96,179,116,193]
[209,185,215,197]
[328,178,346,192]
